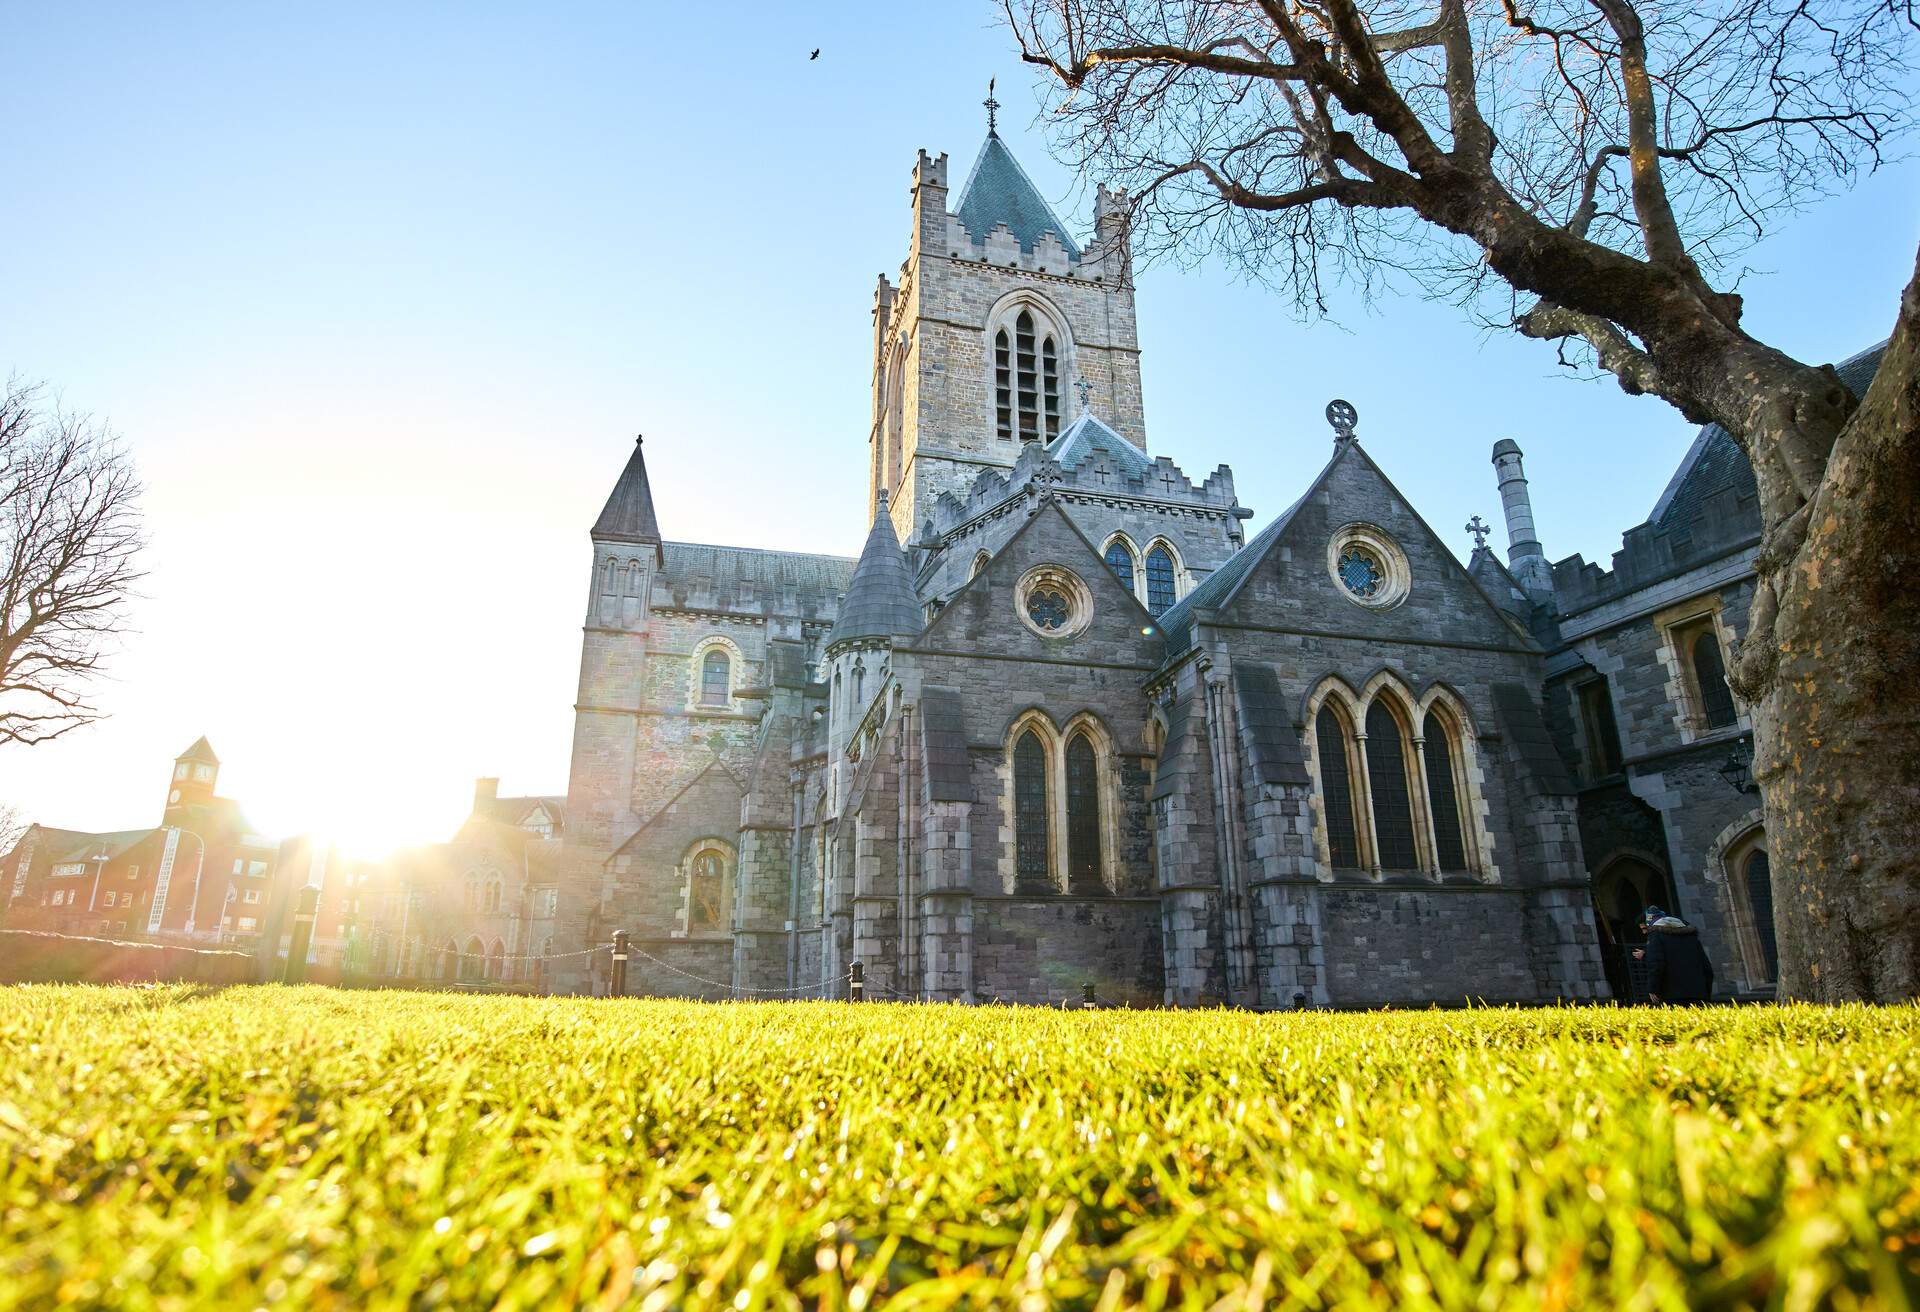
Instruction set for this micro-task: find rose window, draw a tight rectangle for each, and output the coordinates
[1026,588,1070,631]
[1338,548,1384,599]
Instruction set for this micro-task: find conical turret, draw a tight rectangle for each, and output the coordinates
[593,435,662,549]
[827,492,922,651]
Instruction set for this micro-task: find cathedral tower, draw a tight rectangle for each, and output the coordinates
[870,116,1145,543]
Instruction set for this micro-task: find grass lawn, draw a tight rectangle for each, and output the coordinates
[2,987,1917,1310]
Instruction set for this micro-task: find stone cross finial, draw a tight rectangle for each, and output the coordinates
[1466,514,1490,550]
[984,77,999,134]
[1075,377,1092,412]
[1326,399,1358,442]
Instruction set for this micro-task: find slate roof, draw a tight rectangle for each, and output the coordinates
[1233,663,1311,786]
[1490,683,1577,795]
[592,436,662,543]
[1648,341,1885,533]
[176,736,219,766]
[827,493,923,648]
[1044,411,1153,480]
[1150,693,1204,803]
[954,132,1081,257]
[1154,479,1316,657]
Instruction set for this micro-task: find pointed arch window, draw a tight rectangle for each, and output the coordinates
[972,550,991,580]
[1065,733,1102,891]
[1364,703,1419,870]
[1422,710,1469,873]
[852,660,865,706]
[1014,730,1050,889]
[1144,546,1177,616]
[461,936,486,982]
[700,649,731,706]
[1692,630,1737,729]
[1104,541,1135,592]
[994,329,1013,440]
[688,847,728,932]
[1315,706,1362,870]
[995,309,1061,443]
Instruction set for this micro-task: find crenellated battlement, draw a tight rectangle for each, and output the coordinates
[913,150,948,190]
[939,214,1121,281]
[926,438,1238,541]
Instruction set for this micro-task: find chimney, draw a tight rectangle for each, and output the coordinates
[473,777,499,816]
[1491,439,1554,597]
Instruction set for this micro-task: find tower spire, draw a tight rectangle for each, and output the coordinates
[984,77,999,135]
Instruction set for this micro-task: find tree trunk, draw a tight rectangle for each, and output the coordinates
[1740,244,1920,1002]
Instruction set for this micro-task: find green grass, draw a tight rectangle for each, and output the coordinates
[2,989,1917,1310]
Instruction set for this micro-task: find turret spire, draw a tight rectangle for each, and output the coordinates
[592,434,662,551]
[827,491,922,649]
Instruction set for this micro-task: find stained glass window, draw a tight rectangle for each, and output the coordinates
[1692,630,1737,729]
[1422,711,1469,872]
[700,649,730,705]
[690,850,726,931]
[1014,730,1050,888]
[1339,548,1383,598]
[1744,850,1777,980]
[1145,546,1177,616]
[1104,542,1135,591]
[1315,706,1361,869]
[1066,734,1101,890]
[1365,703,1419,870]
[1027,588,1069,631]
[994,329,1012,440]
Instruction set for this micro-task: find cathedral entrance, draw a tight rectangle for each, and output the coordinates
[1592,857,1675,1002]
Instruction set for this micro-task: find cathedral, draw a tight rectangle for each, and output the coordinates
[549,116,1828,1008]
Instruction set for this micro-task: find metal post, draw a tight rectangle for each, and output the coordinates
[1082,982,1097,1009]
[610,930,630,996]
[849,960,864,1002]
[283,885,319,984]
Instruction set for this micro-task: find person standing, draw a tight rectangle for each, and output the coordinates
[1634,908,1715,1004]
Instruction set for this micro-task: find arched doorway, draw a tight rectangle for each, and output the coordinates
[1591,856,1674,1002]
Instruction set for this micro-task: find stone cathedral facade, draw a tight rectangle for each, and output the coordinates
[550,119,1809,1008]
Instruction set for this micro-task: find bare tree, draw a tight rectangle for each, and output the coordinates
[1004,0,1918,1001]
[0,380,145,747]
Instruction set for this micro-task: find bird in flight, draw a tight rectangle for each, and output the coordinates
[809,48,820,60]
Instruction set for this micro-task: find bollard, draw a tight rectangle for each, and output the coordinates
[610,930,630,996]
[1082,982,1097,1009]
[1293,991,1308,1011]
[849,961,864,1002]
[283,885,320,984]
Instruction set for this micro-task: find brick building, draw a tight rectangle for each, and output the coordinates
[2,737,282,949]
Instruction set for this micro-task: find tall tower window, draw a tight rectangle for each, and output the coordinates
[996,309,1061,443]
[995,330,1013,440]
[1013,729,1049,889]
[1144,546,1177,616]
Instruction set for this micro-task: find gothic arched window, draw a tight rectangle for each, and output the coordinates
[1104,540,1135,592]
[1315,705,1361,870]
[995,309,1061,443]
[487,938,505,980]
[994,329,1013,440]
[1364,702,1419,870]
[1744,849,1778,980]
[700,649,730,706]
[1422,710,1469,873]
[461,935,485,982]
[1692,630,1737,729]
[1144,546,1177,617]
[688,848,727,932]
[1014,730,1050,889]
[1065,733,1101,891]
[972,550,991,580]
[852,660,865,706]
[440,939,459,982]
[485,879,502,913]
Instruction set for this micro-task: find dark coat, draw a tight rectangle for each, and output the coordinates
[1645,919,1715,1002]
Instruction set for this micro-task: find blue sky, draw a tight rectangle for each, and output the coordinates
[1,2,1913,852]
